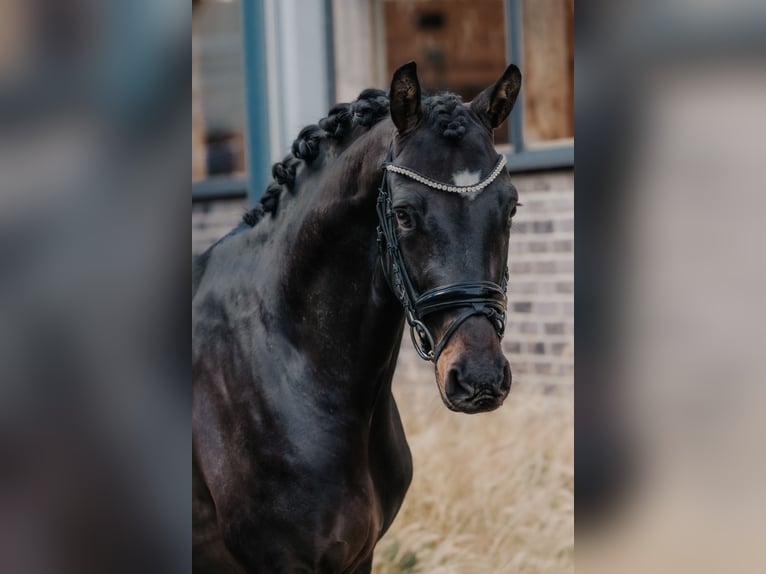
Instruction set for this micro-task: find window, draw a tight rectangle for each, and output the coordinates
[336,0,574,171]
[382,0,511,143]
[515,0,574,151]
[192,0,249,198]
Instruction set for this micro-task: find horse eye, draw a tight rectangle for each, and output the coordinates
[394,209,414,229]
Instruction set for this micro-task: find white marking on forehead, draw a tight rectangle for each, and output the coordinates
[452,169,481,187]
[452,169,483,200]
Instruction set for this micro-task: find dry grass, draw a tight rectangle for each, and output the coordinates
[372,363,573,574]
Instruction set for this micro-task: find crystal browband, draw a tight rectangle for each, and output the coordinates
[383,155,507,194]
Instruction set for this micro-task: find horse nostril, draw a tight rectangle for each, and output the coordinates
[445,366,474,398]
[501,361,512,391]
[477,359,510,394]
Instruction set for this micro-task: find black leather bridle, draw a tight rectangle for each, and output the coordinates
[376,143,509,362]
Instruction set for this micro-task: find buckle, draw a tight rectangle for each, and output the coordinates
[410,320,435,361]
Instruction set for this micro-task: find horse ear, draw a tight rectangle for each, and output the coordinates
[471,64,522,129]
[389,61,423,134]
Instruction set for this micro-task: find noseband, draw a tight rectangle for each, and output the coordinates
[376,144,509,362]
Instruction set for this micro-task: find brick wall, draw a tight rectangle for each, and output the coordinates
[503,170,574,388]
[191,169,574,388]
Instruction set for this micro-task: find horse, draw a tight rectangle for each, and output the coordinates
[192,61,522,573]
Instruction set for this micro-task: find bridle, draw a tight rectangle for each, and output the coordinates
[376,142,509,362]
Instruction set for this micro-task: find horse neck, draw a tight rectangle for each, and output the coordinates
[277,122,405,395]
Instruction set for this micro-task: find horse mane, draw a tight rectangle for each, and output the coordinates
[242,88,390,227]
[242,90,470,227]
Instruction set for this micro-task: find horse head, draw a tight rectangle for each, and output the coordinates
[379,62,522,414]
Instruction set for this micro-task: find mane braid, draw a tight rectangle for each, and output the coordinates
[422,93,469,141]
[318,103,352,140]
[292,125,325,161]
[350,89,389,127]
[272,154,300,187]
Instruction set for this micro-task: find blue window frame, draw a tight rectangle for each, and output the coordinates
[240,0,271,206]
[504,0,574,172]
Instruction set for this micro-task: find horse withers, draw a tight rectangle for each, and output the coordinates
[192,62,522,573]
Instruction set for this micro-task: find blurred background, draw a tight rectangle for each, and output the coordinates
[576,1,766,573]
[0,0,189,572]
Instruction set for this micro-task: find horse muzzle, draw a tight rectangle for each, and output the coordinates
[434,316,512,414]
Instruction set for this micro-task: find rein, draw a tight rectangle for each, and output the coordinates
[376,143,509,362]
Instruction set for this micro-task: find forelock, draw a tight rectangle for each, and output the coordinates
[422,93,470,141]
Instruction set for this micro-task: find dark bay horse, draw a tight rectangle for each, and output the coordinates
[193,62,522,573]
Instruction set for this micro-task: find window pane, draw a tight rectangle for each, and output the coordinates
[192,0,248,183]
[383,0,510,143]
[521,0,574,145]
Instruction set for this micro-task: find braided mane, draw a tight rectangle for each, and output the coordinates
[242,89,389,227]
[242,90,469,227]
